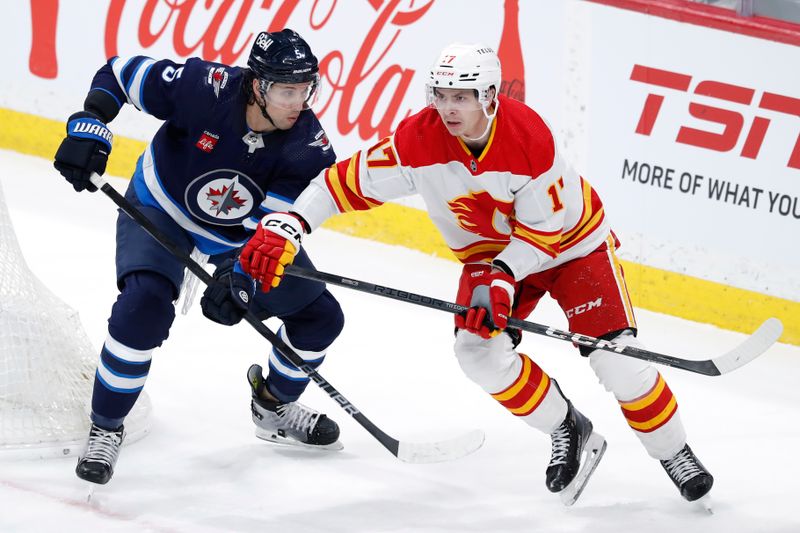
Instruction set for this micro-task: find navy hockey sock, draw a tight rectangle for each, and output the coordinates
[265,291,344,402]
[92,271,175,424]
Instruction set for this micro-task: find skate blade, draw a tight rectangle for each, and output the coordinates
[694,494,713,514]
[559,432,607,507]
[255,428,344,451]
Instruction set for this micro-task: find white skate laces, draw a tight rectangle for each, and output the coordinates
[548,424,571,467]
[84,425,123,466]
[274,402,321,435]
[662,447,703,485]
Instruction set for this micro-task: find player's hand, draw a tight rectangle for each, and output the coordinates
[239,212,304,291]
[455,264,515,339]
[201,258,256,326]
[53,111,113,192]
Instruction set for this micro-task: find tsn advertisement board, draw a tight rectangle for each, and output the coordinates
[574,3,799,302]
[0,0,797,339]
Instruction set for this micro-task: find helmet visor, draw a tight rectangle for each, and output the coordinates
[261,76,320,110]
[426,86,484,111]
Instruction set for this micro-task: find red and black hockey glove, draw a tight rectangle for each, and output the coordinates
[239,212,305,291]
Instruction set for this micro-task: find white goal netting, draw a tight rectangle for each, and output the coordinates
[0,180,151,459]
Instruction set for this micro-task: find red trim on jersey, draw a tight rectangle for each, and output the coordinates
[561,178,606,252]
[451,239,509,264]
[512,221,561,258]
[324,152,383,213]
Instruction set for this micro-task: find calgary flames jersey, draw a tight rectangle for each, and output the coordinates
[293,95,611,280]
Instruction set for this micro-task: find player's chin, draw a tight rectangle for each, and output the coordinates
[443,122,464,136]
[277,116,299,129]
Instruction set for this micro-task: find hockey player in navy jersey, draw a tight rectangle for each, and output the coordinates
[53,29,344,485]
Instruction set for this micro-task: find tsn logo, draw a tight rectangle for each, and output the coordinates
[631,64,800,170]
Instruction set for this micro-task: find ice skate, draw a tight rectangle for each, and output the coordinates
[75,423,125,485]
[248,364,342,451]
[660,444,713,503]
[546,401,607,506]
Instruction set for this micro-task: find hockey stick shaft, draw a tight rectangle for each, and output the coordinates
[86,176,409,457]
[284,265,782,376]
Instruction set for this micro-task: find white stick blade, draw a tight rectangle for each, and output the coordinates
[396,429,485,464]
[713,318,784,375]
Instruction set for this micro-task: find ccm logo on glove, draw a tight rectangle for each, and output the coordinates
[239,212,304,291]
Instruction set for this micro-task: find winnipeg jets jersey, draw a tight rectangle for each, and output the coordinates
[90,55,336,255]
[293,95,610,280]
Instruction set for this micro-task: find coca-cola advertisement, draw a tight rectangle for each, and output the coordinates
[3,0,798,315]
[11,0,530,156]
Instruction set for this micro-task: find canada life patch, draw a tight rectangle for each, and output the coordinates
[196,131,219,152]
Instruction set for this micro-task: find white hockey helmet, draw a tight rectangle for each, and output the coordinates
[426,43,502,109]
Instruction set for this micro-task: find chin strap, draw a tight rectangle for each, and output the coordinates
[460,98,499,143]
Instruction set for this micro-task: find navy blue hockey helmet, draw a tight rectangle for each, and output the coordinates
[248,29,319,84]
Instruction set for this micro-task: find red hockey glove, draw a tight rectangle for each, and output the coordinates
[454,264,516,339]
[239,212,304,292]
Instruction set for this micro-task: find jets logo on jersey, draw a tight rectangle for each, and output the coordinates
[186,170,262,226]
[448,191,513,240]
[195,131,219,153]
[206,181,246,215]
[207,67,228,97]
[308,130,332,152]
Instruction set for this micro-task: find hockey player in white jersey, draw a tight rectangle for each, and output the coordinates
[237,43,713,505]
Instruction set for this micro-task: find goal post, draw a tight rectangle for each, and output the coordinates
[0,180,151,459]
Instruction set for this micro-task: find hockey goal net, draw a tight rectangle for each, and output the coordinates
[0,180,151,458]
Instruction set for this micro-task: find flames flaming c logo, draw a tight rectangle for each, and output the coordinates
[448,191,514,240]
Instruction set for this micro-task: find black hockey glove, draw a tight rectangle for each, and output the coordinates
[53,111,114,192]
[201,258,256,326]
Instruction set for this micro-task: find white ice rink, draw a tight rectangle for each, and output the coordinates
[1,149,799,533]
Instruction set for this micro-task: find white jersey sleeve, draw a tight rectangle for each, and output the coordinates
[291,135,417,231]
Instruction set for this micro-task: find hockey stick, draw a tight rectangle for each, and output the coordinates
[284,265,784,377]
[87,174,484,464]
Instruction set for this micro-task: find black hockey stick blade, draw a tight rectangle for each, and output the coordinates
[88,174,484,463]
[284,265,784,377]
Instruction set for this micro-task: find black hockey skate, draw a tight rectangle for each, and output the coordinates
[546,401,607,506]
[247,364,342,450]
[75,423,125,485]
[660,444,714,502]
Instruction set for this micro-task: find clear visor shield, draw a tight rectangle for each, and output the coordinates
[426,86,485,112]
[261,76,320,110]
